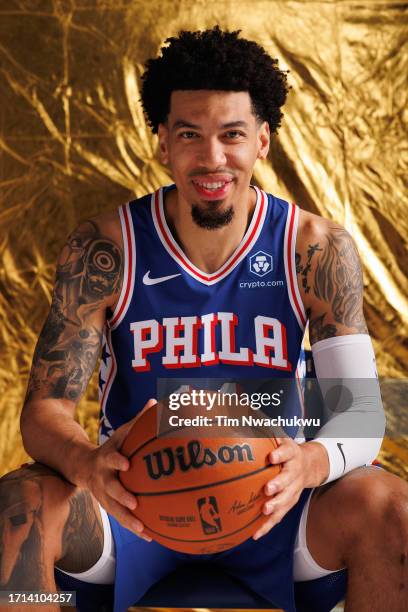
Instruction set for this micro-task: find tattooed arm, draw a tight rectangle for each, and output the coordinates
[296,214,368,344]
[21,216,123,484]
[256,214,383,538]
[21,216,153,538]
[296,213,383,482]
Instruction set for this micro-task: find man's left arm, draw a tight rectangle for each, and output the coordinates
[253,221,385,540]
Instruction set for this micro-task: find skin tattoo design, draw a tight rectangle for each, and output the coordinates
[57,490,104,574]
[0,468,44,590]
[26,220,123,403]
[0,221,122,591]
[296,227,368,345]
[295,242,322,295]
[0,464,104,589]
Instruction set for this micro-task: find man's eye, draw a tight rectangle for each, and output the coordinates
[180,131,198,139]
[225,131,244,139]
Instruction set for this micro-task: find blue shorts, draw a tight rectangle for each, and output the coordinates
[108,488,311,612]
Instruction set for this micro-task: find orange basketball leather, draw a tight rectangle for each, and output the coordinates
[120,399,280,554]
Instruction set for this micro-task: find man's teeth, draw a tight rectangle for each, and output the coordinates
[195,181,228,190]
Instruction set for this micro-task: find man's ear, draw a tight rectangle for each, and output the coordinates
[158,123,169,165]
[257,121,270,160]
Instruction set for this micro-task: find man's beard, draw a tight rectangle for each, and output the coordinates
[191,201,234,230]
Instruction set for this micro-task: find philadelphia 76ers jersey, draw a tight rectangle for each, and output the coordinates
[98,184,307,441]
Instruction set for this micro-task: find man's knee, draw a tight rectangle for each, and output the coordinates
[0,462,104,582]
[341,469,408,543]
[0,463,70,587]
[1,462,75,523]
[307,467,408,570]
[313,467,408,551]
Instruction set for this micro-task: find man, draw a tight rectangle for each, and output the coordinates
[1,26,407,612]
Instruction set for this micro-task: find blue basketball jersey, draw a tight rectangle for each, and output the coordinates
[98,184,307,440]
[92,185,326,612]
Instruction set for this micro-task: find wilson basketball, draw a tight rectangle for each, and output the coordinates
[119,397,281,554]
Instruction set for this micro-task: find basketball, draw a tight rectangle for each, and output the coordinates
[119,397,281,554]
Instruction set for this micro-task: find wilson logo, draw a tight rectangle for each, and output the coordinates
[143,440,255,480]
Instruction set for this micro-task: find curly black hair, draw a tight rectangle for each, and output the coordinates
[140,26,290,135]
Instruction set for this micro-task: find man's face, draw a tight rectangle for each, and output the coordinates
[158,90,270,229]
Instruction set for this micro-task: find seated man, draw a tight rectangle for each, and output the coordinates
[1,26,407,612]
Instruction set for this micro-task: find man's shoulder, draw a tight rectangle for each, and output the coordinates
[70,208,122,252]
[63,188,156,269]
[92,208,122,245]
[296,208,360,263]
[297,208,347,243]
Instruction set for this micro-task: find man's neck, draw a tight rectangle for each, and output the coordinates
[164,186,257,274]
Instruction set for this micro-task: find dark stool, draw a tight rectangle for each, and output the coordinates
[55,563,347,611]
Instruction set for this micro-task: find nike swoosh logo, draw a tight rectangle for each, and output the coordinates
[337,442,346,473]
[143,271,181,285]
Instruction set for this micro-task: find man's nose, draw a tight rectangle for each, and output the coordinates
[196,138,227,168]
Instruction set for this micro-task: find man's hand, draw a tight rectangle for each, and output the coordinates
[253,438,329,540]
[77,398,157,542]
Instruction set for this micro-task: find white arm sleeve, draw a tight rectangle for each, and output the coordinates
[311,334,386,483]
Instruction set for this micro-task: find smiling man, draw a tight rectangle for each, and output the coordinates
[0,26,407,612]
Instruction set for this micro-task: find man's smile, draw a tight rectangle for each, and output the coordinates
[191,175,234,200]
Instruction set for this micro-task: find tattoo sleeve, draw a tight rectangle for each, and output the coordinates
[299,227,368,345]
[26,220,123,403]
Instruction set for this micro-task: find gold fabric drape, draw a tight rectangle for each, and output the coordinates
[0,1,407,478]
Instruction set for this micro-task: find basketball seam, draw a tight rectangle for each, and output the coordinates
[124,422,278,462]
[125,463,277,496]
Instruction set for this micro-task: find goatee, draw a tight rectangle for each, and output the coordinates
[191,202,234,230]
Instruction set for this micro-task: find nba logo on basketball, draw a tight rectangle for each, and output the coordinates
[197,496,222,535]
[249,250,273,277]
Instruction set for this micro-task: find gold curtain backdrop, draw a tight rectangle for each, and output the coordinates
[0,0,407,478]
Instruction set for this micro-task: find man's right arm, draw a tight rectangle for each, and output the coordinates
[20,217,149,535]
[21,217,123,483]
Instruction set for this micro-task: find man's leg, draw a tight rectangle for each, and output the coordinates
[306,466,408,611]
[0,463,104,611]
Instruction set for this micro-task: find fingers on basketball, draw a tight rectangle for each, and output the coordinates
[119,403,281,554]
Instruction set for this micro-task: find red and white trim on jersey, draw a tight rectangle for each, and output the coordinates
[99,327,117,435]
[284,202,307,331]
[107,203,136,330]
[151,185,268,286]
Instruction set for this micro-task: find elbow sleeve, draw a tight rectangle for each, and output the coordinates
[311,334,386,483]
